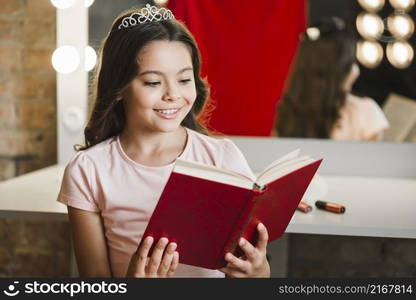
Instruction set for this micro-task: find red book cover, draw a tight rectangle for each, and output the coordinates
[142,158,322,270]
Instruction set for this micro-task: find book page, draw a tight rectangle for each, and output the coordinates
[174,149,315,190]
[256,156,316,187]
[404,121,416,143]
[257,149,301,175]
[174,159,254,190]
[382,93,416,142]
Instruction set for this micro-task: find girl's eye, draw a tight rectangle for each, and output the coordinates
[144,82,160,86]
[180,79,192,84]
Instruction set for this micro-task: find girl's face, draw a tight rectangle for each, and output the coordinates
[122,40,197,134]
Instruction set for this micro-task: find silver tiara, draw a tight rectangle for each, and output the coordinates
[118,4,175,30]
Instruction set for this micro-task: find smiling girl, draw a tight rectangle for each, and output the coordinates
[57,4,270,278]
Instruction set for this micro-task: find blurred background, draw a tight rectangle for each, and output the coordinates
[0,0,415,277]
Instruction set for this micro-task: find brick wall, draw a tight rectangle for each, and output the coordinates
[0,219,70,277]
[0,0,70,277]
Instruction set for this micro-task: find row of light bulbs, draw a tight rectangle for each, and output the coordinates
[359,0,415,12]
[50,0,97,74]
[357,12,414,40]
[356,0,415,69]
[52,0,414,73]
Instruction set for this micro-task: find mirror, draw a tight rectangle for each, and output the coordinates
[88,0,416,143]
[305,0,416,143]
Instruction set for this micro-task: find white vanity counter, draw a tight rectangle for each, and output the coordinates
[0,164,415,239]
[289,175,416,238]
[0,165,67,217]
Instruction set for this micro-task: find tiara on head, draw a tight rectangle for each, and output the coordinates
[118,4,175,30]
[305,17,347,41]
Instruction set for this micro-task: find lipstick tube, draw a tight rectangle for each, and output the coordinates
[297,201,313,213]
[315,200,345,214]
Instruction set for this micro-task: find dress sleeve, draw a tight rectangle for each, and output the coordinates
[57,152,100,212]
[359,98,390,139]
[219,138,256,181]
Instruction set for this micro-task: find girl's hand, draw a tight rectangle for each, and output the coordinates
[219,223,270,278]
[125,236,179,278]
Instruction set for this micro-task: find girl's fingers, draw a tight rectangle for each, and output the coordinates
[238,237,258,261]
[218,227,270,278]
[223,252,250,272]
[255,223,269,252]
[146,237,169,277]
[158,242,177,277]
[167,251,179,277]
[219,265,247,278]
[134,236,154,276]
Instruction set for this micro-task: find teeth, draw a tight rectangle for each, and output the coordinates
[155,109,179,115]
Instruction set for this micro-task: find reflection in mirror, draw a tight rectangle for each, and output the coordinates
[89,0,416,142]
[89,0,147,50]
[275,0,416,142]
[88,0,307,137]
[275,16,390,142]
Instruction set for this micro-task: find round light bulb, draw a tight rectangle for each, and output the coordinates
[387,41,414,68]
[388,13,414,39]
[389,0,415,11]
[356,40,384,68]
[358,0,386,12]
[85,46,97,72]
[356,13,385,40]
[52,46,80,74]
[50,0,76,9]
[63,106,85,132]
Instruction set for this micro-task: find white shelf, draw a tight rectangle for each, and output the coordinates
[0,166,415,238]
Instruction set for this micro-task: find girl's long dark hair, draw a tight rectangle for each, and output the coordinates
[77,8,210,151]
[276,17,357,138]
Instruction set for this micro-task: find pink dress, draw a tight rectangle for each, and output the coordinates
[57,127,255,277]
[331,94,389,140]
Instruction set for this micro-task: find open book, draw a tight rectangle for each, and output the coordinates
[382,93,416,142]
[143,149,323,269]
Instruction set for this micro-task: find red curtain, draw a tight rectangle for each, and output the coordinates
[168,0,307,136]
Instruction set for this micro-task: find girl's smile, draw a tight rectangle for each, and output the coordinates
[153,107,183,120]
[121,40,197,134]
